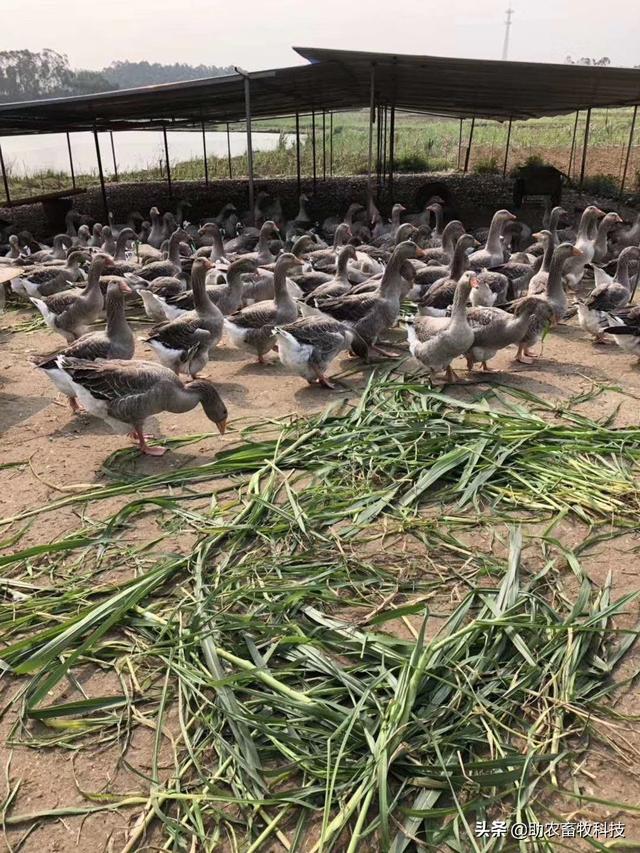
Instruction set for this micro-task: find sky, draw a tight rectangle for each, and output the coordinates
[3,0,639,71]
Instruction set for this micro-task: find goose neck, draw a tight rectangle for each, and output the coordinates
[450,240,470,280]
[486,215,507,254]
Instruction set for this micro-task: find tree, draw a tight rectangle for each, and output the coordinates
[101,60,234,90]
[0,51,234,103]
[69,69,114,96]
[0,49,115,101]
[0,49,72,101]
[565,55,611,67]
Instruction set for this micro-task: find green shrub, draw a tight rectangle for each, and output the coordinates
[509,154,548,176]
[474,156,500,175]
[581,173,619,197]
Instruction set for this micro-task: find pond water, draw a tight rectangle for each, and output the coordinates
[0,130,294,177]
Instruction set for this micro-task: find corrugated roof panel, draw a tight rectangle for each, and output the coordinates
[0,47,637,134]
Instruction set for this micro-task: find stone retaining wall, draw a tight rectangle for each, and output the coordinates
[0,173,632,240]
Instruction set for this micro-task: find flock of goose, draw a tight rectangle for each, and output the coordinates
[3,191,640,455]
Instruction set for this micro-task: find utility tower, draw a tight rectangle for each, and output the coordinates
[501,7,514,61]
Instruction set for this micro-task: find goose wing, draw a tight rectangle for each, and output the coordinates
[585,283,628,312]
[227,300,278,329]
[280,316,349,354]
[314,294,382,323]
[418,280,456,309]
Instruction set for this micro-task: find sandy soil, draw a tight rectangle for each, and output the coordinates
[2,304,640,851]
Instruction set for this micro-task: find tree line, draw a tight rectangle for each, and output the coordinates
[0,49,234,103]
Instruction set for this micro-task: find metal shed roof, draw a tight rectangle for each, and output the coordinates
[0,46,638,135]
[294,47,640,120]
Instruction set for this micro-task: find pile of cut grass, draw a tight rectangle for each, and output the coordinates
[1,374,639,851]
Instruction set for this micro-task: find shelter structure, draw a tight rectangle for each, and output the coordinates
[0,46,638,219]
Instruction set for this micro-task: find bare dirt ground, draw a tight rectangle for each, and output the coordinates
[2,304,640,851]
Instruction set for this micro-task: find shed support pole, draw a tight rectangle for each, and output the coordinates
[66,133,76,189]
[311,110,317,192]
[244,76,255,225]
[376,104,382,190]
[201,121,209,186]
[457,118,463,169]
[464,117,475,173]
[388,105,396,200]
[568,111,579,178]
[226,123,232,179]
[163,125,172,201]
[93,129,108,221]
[109,131,119,182]
[502,118,512,178]
[620,105,638,198]
[329,112,333,176]
[367,64,376,192]
[295,112,301,194]
[381,105,388,189]
[322,109,326,181]
[0,144,11,206]
[579,107,591,188]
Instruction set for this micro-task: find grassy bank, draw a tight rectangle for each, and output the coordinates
[1,108,638,205]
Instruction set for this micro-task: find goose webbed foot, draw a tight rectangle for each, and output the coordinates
[312,366,336,389]
[69,396,83,413]
[130,428,167,456]
[128,430,155,441]
[515,346,535,365]
[371,344,400,359]
[444,365,460,383]
[481,361,495,372]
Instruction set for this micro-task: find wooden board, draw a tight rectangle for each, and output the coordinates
[0,266,22,284]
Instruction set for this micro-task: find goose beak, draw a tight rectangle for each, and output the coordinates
[594,208,606,217]
[201,258,214,269]
[469,276,479,288]
[415,248,428,258]
[572,247,583,257]
[119,280,133,294]
[216,418,227,435]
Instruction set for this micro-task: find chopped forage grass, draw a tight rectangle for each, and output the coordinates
[1,373,639,851]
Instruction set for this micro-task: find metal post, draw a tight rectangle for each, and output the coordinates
[502,118,512,178]
[568,111,579,178]
[226,122,232,179]
[162,124,172,200]
[295,112,301,194]
[464,117,476,173]
[329,112,333,176]
[311,110,317,192]
[244,76,255,225]
[0,144,11,206]
[376,104,383,190]
[66,132,76,190]
[109,131,119,182]
[201,121,209,186]
[620,105,638,198]
[381,106,388,189]
[93,128,108,220]
[388,105,396,199]
[457,118,463,169]
[367,64,376,191]
[322,109,326,181]
[579,107,591,188]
